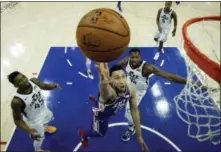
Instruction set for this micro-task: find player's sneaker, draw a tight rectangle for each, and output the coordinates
[79,129,88,147]
[44,126,57,134]
[117,1,122,12]
[89,95,96,101]
[121,128,136,141]
[153,51,160,60]
[87,70,94,79]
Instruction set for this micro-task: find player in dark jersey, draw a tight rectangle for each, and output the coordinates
[117,1,122,12]
[79,63,149,152]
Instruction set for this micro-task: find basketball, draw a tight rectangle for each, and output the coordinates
[76,8,130,62]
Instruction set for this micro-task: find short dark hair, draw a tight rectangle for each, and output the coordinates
[8,71,20,84]
[109,65,124,76]
[129,48,140,54]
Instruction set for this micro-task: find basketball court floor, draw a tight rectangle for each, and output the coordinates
[1,2,220,151]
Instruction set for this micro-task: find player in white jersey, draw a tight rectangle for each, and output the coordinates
[8,71,60,151]
[85,57,94,79]
[117,48,187,141]
[153,1,178,60]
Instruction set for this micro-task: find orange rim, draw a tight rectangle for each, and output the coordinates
[182,16,221,84]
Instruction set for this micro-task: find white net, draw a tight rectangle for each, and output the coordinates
[174,17,221,145]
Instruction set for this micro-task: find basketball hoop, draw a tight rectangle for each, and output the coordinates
[174,16,221,145]
[182,16,220,84]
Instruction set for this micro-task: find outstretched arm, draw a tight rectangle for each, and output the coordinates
[96,63,116,102]
[129,83,142,137]
[30,78,60,90]
[148,64,186,84]
[128,83,150,152]
[144,64,208,90]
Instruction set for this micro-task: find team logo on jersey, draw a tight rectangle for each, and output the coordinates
[30,91,44,109]
[162,14,169,20]
[128,71,138,84]
[113,98,127,113]
[161,14,170,24]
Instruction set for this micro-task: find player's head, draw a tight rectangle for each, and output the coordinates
[129,48,142,67]
[109,65,127,92]
[8,71,29,89]
[165,1,172,10]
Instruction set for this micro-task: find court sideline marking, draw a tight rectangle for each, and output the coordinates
[73,122,182,152]
[4,126,16,151]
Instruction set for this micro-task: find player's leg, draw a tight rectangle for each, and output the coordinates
[122,93,144,141]
[154,29,161,44]
[154,31,163,60]
[85,57,94,79]
[158,40,164,51]
[159,29,169,51]
[23,116,46,151]
[39,109,57,150]
[43,109,57,133]
[117,1,122,12]
[153,30,160,60]
[154,29,169,60]
[122,102,136,141]
[29,124,45,151]
[79,115,108,147]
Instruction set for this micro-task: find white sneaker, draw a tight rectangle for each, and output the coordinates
[162,48,165,54]
[121,127,136,142]
[87,70,94,79]
[154,52,160,60]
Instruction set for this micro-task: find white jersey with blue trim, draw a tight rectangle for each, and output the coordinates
[159,8,173,29]
[15,80,52,125]
[126,60,149,93]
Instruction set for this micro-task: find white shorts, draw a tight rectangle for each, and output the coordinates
[24,109,53,138]
[86,57,92,65]
[154,27,171,42]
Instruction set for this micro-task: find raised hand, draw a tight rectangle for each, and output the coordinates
[95,62,110,81]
